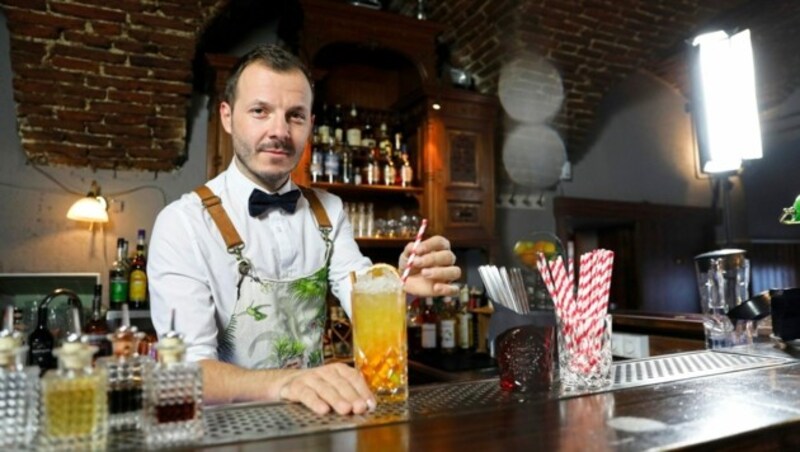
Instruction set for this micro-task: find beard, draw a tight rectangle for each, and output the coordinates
[232,134,299,190]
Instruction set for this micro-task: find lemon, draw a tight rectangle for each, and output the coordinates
[513,240,535,256]
[356,263,401,282]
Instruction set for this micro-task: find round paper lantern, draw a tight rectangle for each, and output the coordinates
[502,125,566,189]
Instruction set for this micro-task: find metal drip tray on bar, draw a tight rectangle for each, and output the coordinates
[611,350,790,391]
[105,351,791,450]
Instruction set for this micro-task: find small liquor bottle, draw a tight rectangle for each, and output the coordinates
[128,229,149,310]
[109,237,129,311]
[28,303,55,374]
[40,309,108,450]
[83,283,112,361]
[0,306,39,449]
[96,304,150,431]
[421,297,438,352]
[439,297,457,354]
[143,310,204,447]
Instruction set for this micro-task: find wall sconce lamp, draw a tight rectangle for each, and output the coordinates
[690,29,763,174]
[66,180,109,223]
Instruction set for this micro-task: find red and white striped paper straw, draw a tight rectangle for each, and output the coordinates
[401,218,428,283]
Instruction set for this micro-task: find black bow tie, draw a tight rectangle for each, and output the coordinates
[248,189,301,217]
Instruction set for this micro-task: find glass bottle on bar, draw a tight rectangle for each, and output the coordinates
[143,309,204,447]
[400,144,413,187]
[128,229,149,310]
[333,104,344,145]
[341,143,354,184]
[439,297,457,354]
[457,284,474,350]
[317,102,331,145]
[28,299,55,374]
[0,306,39,449]
[83,283,112,362]
[109,237,129,311]
[96,304,150,431]
[421,297,438,352]
[40,308,108,450]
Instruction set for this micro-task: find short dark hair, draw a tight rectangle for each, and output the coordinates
[223,44,314,106]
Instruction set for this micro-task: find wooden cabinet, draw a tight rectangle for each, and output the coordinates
[205,0,497,255]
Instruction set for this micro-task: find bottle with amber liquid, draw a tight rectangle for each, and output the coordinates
[421,297,438,352]
[83,283,112,361]
[0,306,39,449]
[129,229,149,310]
[96,304,151,431]
[40,308,108,450]
[143,309,204,447]
[439,297,457,354]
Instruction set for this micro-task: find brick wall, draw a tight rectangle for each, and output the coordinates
[1,0,228,172]
[2,0,794,171]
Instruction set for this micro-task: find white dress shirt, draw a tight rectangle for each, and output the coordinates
[148,159,371,362]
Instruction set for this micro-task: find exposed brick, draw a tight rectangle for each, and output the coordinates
[107,89,153,104]
[103,64,151,79]
[1,0,47,8]
[57,110,105,122]
[129,12,197,33]
[4,8,84,29]
[129,54,188,71]
[49,2,127,22]
[6,22,61,39]
[88,123,152,137]
[53,43,127,64]
[90,101,155,116]
[63,30,113,49]
[50,55,101,73]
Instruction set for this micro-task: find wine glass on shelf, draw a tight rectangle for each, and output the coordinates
[512,232,565,311]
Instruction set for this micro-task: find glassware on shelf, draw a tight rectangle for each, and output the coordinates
[143,310,204,448]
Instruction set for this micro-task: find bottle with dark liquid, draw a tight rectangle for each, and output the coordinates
[96,304,151,431]
[40,308,108,450]
[143,309,204,447]
[28,304,55,374]
[83,284,112,361]
[128,229,149,310]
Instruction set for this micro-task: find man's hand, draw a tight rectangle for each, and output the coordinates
[275,362,376,415]
[399,235,461,297]
[200,360,375,415]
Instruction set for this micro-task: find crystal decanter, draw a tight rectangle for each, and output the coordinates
[96,304,151,431]
[0,306,40,448]
[40,308,108,450]
[143,309,204,447]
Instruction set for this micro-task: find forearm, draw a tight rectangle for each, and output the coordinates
[199,359,301,405]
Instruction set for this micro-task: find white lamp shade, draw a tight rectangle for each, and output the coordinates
[67,196,109,223]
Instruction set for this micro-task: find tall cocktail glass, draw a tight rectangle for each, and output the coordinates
[352,264,407,403]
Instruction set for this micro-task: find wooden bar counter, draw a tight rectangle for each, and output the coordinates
[106,342,800,451]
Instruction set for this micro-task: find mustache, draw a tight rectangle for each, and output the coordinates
[256,140,294,153]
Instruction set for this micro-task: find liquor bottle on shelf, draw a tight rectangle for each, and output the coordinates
[310,132,324,183]
[355,202,366,238]
[129,229,149,310]
[400,145,414,187]
[421,297,438,352]
[365,146,380,185]
[341,143,354,184]
[323,137,340,183]
[406,298,423,357]
[361,115,377,149]
[365,203,375,237]
[330,306,352,359]
[0,306,39,449]
[382,146,396,186]
[457,285,474,350]
[40,308,108,450]
[333,104,344,144]
[143,309,204,447]
[28,300,55,374]
[346,103,362,147]
[317,103,331,144]
[109,237,129,311]
[83,283,112,361]
[96,304,150,431]
[439,297,457,354]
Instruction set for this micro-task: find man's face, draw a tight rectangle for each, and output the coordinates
[220,62,314,191]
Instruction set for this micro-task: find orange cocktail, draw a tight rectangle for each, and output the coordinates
[352,264,407,403]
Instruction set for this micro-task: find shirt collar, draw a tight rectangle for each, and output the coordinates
[225,158,298,211]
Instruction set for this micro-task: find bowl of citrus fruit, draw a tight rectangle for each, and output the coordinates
[513,232,563,269]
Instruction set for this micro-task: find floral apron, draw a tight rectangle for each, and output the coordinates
[194,185,332,369]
